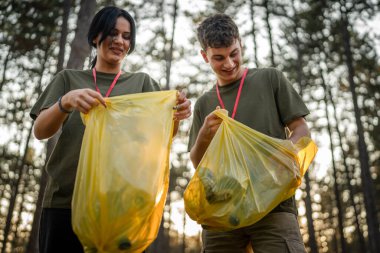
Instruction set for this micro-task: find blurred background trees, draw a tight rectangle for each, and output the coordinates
[0,0,379,252]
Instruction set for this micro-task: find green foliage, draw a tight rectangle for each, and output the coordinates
[0,1,63,252]
[0,0,63,54]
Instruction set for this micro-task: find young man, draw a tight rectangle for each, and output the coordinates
[188,13,310,253]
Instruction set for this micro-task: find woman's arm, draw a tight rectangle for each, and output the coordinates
[172,91,191,136]
[34,89,106,140]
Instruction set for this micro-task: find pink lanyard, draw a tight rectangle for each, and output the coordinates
[216,68,248,119]
[92,68,122,97]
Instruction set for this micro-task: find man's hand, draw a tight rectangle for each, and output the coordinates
[287,117,310,144]
[198,108,223,143]
[190,107,222,167]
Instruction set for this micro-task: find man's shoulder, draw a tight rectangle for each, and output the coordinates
[197,87,216,101]
[192,88,215,111]
[249,67,281,76]
[247,67,285,86]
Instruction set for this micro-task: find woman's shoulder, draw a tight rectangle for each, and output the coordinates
[56,69,91,78]
[123,71,152,79]
[122,71,160,91]
[123,71,157,84]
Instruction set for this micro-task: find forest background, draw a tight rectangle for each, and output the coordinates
[0,0,379,253]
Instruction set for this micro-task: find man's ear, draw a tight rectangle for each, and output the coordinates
[200,49,209,63]
[238,39,244,55]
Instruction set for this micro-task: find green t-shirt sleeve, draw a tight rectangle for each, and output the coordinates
[142,74,161,92]
[30,71,68,120]
[272,69,309,125]
[187,98,203,152]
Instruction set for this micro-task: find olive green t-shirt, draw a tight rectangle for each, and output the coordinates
[188,67,310,215]
[30,69,160,208]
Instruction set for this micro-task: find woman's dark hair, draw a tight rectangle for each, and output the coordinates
[88,6,136,68]
[197,13,240,50]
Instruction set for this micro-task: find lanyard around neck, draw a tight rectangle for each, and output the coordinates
[92,68,122,97]
[216,68,248,119]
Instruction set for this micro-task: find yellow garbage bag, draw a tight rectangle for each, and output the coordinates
[72,90,177,253]
[184,109,317,231]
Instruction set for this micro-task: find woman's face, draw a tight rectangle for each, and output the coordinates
[94,16,131,70]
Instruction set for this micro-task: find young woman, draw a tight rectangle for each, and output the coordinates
[31,6,191,253]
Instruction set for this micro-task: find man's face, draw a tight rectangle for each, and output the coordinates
[201,39,244,86]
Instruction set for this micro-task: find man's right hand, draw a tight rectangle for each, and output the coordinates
[190,107,222,168]
[199,110,223,143]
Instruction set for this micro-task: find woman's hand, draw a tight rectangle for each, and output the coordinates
[61,88,106,114]
[173,91,191,121]
[34,89,106,140]
[172,91,191,136]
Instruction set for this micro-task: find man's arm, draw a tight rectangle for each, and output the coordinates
[286,117,310,144]
[190,111,222,168]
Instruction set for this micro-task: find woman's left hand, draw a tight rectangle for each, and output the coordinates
[174,91,192,121]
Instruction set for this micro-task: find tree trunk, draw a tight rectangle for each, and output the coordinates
[320,73,347,253]
[0,47,11,92]
[66,0,97,70]
[163,0,178,90]
[182,209,186,253]
[26,132,58,253]
[263,0,275,66]
[1,124,33,253]
[1,40,50,249]
[326,80,367,253]
[11,170,30,251]
[314,3,367,250]
[56,0,72,72]
[105,0,115,5]
[25,166,47,253]
[290,3,318,251]
[28,1,97,251]
[26,2,72,250]
[304,172,318,253]
[339,2,380,253]
[248,0,259,68]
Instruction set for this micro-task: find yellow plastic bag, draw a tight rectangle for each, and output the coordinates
[184,109,317,231]
[72,90,177,253]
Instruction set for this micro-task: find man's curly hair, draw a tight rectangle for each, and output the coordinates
[197,13,240,50]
